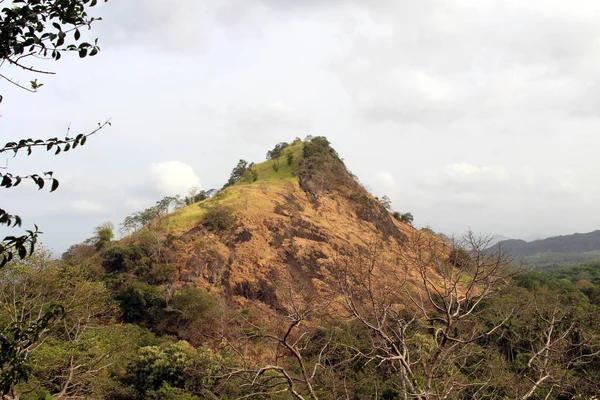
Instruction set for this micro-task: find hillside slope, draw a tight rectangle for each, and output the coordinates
[155,138,416,309]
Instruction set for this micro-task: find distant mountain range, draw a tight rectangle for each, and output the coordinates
[494,230,600,271]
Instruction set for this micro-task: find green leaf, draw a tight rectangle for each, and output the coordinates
[18,244,26,259]
[74,29,81,41]
[50,179,59,192]
[78,48,88,58]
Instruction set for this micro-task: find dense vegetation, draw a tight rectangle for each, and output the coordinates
[1,224,599,399]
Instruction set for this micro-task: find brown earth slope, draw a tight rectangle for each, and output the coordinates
[146,138,423,310]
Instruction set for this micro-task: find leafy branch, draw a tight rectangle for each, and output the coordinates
[1,119,111,157]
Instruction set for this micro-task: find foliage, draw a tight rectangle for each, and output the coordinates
[120,196,184,235]
[170,287,218,325]
[266,142,289,160]
[90,222,114,251]
[0,0,106,71]
[298,136,348,196]
[223,159,256,188]
[5,224,600,398]
[115,280,166,326]
[0,306,63,394]
[0,0,110,267]
[201,204,235,232]
[496,230,600,270]
[246,140,303,184]
[128,341,225,397]
[286,151,294,166]
[392,211,414,225]
[0,249,125,397]
[184,188,216,206]
[147,383,200,400]
[102,245,133,273]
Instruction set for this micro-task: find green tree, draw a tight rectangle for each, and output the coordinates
[91,222,114,251]
[224,159,253,188]
[115,280,166,326]
[128,341,224,397]
[392,211,414,225]
[266,142,289,160]
[0,249,121,397]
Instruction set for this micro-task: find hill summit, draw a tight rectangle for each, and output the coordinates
[130,137,415,309]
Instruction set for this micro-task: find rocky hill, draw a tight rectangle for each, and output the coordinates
[146,137,416,310]
[48,137,594,399]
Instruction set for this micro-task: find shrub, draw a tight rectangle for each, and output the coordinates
[145,263,177,285]
[266,142,289,160]
[102,245,133,273]
[202,204,235,231]
[401,212,414,225]
[92,222,115,251]
[171,287,218,324]
[147,383,199,400]
[286,151,294,166]
[392,211,414,225]
[116,281,166,325]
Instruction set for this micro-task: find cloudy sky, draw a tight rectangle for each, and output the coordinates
[2,0,600,252]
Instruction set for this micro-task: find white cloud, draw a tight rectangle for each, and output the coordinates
[375,171,397,190]
[150,161,201,196]
[70,200,105,215]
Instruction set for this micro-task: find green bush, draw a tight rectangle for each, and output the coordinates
[115,281,166,325]
[392,211,414,225]
[147,383,199,400]
[102,246,133,273]
[128,341,225,397]
[202,204,235,231]
[171,287,218,325]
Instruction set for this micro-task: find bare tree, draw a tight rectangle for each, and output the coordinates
[329,231,515,400]
[221,283,331,400]
[509,293,600,400]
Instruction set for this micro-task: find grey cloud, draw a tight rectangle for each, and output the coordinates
[325,0,600,124]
